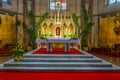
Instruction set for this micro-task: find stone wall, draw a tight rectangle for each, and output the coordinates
[0,0,24,48]
[98,0,120,14]
[0,14,17,48]
[1,0,17,12]
[94,0,120,47]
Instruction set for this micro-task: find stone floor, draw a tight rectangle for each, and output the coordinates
[0,51,120,67]
[0,55,13,64]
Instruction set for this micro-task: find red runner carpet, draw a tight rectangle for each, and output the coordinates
[33,48,83,54]
[0,72,120,80]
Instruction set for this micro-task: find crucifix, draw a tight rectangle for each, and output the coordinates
[55,2,62,38]
[56,2,61,24]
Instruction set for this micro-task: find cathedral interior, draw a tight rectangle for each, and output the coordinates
[0,0,120,72]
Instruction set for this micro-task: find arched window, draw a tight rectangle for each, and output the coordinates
[108,0,120,6]
[50,0,67,11]
[108,0,116,4]
[2,0,11,5]
[117,0,120,2]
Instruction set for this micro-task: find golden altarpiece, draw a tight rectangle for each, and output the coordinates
[39,13,76,39]
[37,12,77,48]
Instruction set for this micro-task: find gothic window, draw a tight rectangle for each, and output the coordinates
[2,0,11,5]
[117,0,120,2]
[108,0,116,4]
[50,0,67,10]
[108,0,120,6]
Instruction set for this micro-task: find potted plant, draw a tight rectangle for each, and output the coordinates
[12,40,24,63]
[81,9,94,51]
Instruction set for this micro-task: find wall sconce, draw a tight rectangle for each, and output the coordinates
[114,15,120,35]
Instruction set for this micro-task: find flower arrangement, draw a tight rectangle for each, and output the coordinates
[12,40,24,63]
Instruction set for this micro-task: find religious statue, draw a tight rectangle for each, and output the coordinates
[56,27,60,36]
[46,26,51,36]
[51,25,55,36]
[26,0,32,12]
[41,25,45,35]
[85,0,90,12]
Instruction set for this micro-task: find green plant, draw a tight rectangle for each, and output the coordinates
[27,11,49,49]
[49,34,53,37]
[81,9,94,50]
[12,40,24,63]
[71,37,78,40]
[16,11,49,49]
[70,34,76,38]
[64,35,67,38]
[71,13,80,38]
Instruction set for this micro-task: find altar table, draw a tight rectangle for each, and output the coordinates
[36,38,80,52]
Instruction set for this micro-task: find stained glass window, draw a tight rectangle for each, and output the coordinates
[108,0,120,6]
[2,0,10,5]
[50,0,67,10]
[108,0,116,4]
[117,0,120,2]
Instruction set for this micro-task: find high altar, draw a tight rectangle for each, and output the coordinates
[36,2,80,52]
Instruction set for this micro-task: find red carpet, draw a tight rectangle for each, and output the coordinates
[0,72,120,80]
[33,48,83,54]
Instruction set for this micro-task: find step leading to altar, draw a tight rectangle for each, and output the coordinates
[0,51,120,72]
